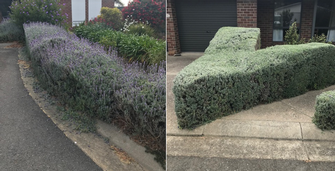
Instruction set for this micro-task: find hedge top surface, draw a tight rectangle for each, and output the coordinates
[316,90,335,101]
[174,26,333,88]
[204,27,260,55]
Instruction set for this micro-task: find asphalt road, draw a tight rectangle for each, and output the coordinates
[0,43,102,171]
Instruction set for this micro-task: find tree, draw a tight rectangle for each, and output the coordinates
[284,22,304,45]
[121,0,165,33]
[97,7,123,30]
[281,9,294,27]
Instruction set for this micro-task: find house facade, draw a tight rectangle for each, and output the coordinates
[60,0,115,26]
[0,0,114,25]
[167,0,334,55]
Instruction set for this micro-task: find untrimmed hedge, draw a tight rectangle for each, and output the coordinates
[173,27,335,129]
[24,22,166,145]
[314,91,335,130]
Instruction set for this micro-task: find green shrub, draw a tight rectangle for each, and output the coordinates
[97,7,123,31]
[125,22,155,37]
[285,22,331,44]
[9,0,68,29]
[100,32,165,65]
[309,33,330,43]
[284,22,305,45]
[173,27,335,129]
[147,39,166,64]
[72,26,166,66]
[0,18,24,42]
[313,91,335,130]
[72,22,111,42]
[98,30,124,48]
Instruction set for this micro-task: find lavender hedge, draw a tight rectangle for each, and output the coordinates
[24,22,166,144]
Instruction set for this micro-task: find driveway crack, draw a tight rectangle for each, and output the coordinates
[300,122,311,160]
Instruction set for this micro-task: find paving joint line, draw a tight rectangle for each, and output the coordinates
[299,122,304,140]
[167,134,303,141]
[166,155,315,162]
[302,140,311,161]
[281,100,313,118]
[168,134,335,142]
[299,122,311,160]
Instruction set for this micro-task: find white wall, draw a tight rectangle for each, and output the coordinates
[89,0,102,20]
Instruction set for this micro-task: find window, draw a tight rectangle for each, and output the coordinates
[72,0,86,26]
[273,0,302,41]
[89,0,102,20]
[314,0,335,42]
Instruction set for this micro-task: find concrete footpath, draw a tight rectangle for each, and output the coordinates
[167,53,335,171]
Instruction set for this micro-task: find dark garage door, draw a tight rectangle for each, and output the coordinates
[175,0,237,52]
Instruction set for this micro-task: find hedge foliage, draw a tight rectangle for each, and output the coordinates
[313,91,335,130]
[0,18,24,42]
[24,22,166,145]
[173,27,335,129]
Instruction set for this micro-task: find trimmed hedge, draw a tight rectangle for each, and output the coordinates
[314,91,335,130]
[173,27,335,129]
[24,22,166,145]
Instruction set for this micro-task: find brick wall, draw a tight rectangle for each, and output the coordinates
[167,0,181,55]
[85,0,89,22]
[300,0,314,40]
[102,0,115,8]
[60,0,72,27]
[258,0,315,48]
[237,0,257,27]
[257,0,274,48]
